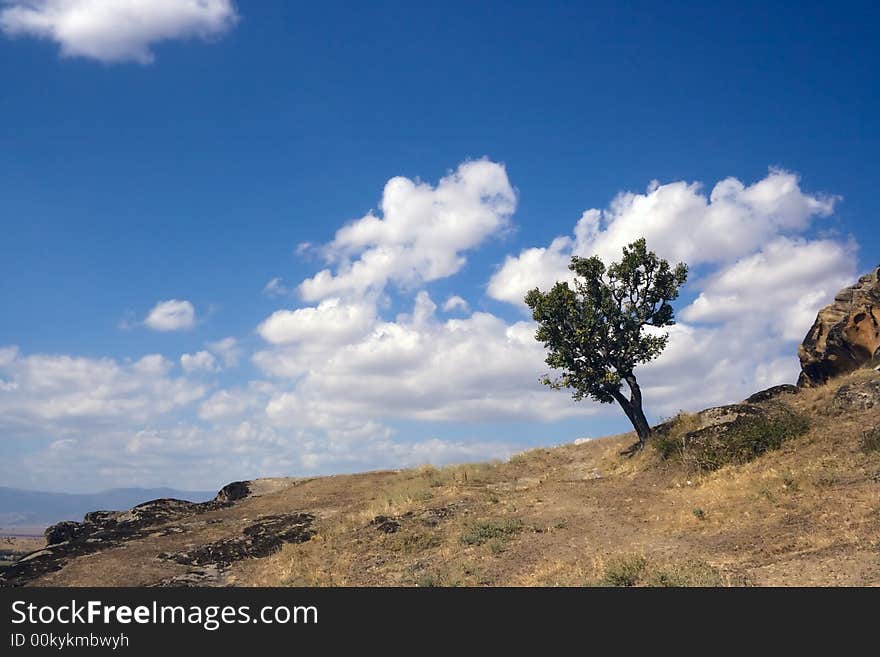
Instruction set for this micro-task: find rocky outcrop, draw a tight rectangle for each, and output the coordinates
[0,483,260,588]
[825,377,880,415]
[653,401,810,471]
[159,513,315,568]
[798,267,880,387]
[214,481,251,503]
[745,384,799,404]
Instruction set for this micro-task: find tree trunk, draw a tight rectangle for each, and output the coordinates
[612,374,651,449]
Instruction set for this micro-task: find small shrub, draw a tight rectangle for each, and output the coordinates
[460,518,523,546]
[601,555,647,587]
[692,508,706,520]
[655,409,810,471]
[416,573,439,587]
[859,427,880,453]
[385,531,441,553]
[646,561,723,587]
[652,412,701,460]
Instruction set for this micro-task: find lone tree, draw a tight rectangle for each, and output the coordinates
[525,238,688,452]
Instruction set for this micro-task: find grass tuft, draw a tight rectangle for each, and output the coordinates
[859,427,880,453]
[460,518,523,546]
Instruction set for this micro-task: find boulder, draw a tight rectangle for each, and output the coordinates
[44,521,87,545]
[214,481,251,503]
[653,402,810,471]
[798,267,880,387]
[745,384,799,404]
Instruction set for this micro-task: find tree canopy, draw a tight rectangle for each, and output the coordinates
[525,238,688,448]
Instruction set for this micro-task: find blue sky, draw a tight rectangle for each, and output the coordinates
[0,1,877,492]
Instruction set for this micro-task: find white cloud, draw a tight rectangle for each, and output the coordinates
[198,386,259,421]
[180,350,217,373]
[144,299,196,331]
[257,297,376,346]
[255,292,594,424]
[442,295,469,313]
[487,169,855,414]
[681,237,856,340]
[205,336,240,367]
[0,348,205,431]
[0,0,239,64]
[0,161,860,492]
[299,159,516,301]
[488,169,837,307]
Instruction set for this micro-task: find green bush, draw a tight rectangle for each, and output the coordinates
[601,555,647,587]
[654,409,810,472]
[460,518,523,546]
[645,561,723,587]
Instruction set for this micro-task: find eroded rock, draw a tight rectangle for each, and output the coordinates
[798,267,880,387]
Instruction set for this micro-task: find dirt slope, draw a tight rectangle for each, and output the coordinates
[3,370,879,587]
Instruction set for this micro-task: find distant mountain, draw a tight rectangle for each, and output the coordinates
[0,486,216,530]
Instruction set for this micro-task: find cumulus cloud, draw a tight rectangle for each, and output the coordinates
[144,299,196,331]
[487,169,855,413]
[0,348,205,432]
[299,159,516,301]
[180,350,217,373]
[1,161,860,491]
[488,170,837,307]
[257,298,376,346]
[0,0,239,64]
[255,292,595,424]
[681,237,856,340]
[254,165,856,432]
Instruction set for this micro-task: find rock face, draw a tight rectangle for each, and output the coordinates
[798,267,880,387]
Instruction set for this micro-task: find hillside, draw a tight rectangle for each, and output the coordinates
[2,367,879,587]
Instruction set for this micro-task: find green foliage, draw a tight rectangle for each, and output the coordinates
[525,238,687,405]
[460,518,523,546]
[601,555,647,586]
[645,561,723,587]
[652,412,702,459]
[692,508,706,520]
[655,409,811,471]
[600,555,723,587]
